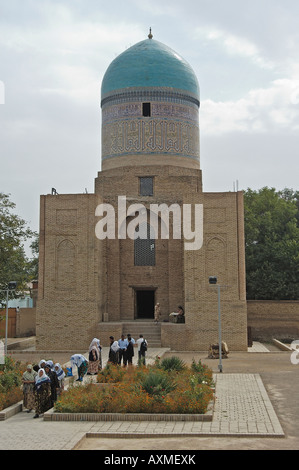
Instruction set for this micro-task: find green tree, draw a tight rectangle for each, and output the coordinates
[244,187,299,300]
[0,193,37,303]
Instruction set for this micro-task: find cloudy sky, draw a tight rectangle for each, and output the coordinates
[1,0,299,254]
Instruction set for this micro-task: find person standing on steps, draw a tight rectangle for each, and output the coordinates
[154,302,161,324]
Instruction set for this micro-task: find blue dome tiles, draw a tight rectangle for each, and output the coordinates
[101,39,200,101]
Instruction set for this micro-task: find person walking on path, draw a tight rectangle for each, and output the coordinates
[136,335,147,366]
[22,364,37,413]
[33,368,52,419]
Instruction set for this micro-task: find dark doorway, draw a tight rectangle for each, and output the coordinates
[135,290,155,319]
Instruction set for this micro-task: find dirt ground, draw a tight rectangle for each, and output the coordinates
[8,346,299,451]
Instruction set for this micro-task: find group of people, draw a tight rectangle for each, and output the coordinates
[109,334,148,366]
[22,360,65,419]
[70,337,102,382]
[21,334,148,418]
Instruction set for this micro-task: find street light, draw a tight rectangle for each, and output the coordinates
[1,282,17,356]
[209,276,223,373]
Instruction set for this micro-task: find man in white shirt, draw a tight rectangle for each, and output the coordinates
[118,334,128,366]
[136,334,147,366]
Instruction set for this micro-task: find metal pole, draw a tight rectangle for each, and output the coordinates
[5,289,8,356]
[217,284,223,373]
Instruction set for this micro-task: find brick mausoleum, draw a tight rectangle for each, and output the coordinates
[36,32,248,351]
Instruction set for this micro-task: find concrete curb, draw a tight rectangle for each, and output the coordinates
[272,339,293,351]
[0,400,23,421]
[44,401,214,422]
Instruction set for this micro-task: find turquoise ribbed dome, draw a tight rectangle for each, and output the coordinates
[101,38,200,99]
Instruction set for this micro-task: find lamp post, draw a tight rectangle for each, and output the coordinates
[1,282,17,356]
[209,276,223,373]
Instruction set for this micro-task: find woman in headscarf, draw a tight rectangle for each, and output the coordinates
[44,361,60,406]
[108,336,120,364]
[45,360,54,371]
[33,368,52,419]
[70,354,88,382]
[54,363,65,396]
[38,359,46,370]
[87,338,102,375]
[22,364,37,413]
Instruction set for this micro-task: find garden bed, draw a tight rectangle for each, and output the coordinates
[51,357,215,421]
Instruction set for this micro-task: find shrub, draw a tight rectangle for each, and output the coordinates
[159,356,186,372]
[0,357,24,411]
[191,359,214,386]
[97,363,126,383]
[138,370,176,399]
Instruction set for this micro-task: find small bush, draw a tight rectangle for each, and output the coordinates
[159,356,186,372]
[191,359,214,386]
[97,363,126,383]
[0,357,24,411]
[138,370,176,398]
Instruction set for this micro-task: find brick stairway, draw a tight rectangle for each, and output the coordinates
[122,321,161,347]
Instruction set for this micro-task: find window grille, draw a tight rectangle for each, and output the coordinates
[134,223,155,266]
[140,177,153,196]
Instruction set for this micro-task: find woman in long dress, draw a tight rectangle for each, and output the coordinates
[108,336,119,364]
[54,363,65,396]
[33,368,52,419]
[70,354,88,382]
[22,364,37,413]
[44,362,60,406]
[87,338,101,375]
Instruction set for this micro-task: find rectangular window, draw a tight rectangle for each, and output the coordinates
[140,177,153,196]
[142,102,151,117]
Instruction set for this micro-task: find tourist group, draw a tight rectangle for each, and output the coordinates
[21,334,148,418]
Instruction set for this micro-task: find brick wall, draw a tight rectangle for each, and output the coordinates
[36,193,105,350]
[16,308,36,337]
[247,300,299,341]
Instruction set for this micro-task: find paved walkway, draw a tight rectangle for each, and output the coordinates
[0,344,285,450]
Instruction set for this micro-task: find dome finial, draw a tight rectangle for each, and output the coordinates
[148,27,153,39]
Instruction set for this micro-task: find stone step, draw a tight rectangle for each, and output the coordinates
[122,322,161,347]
